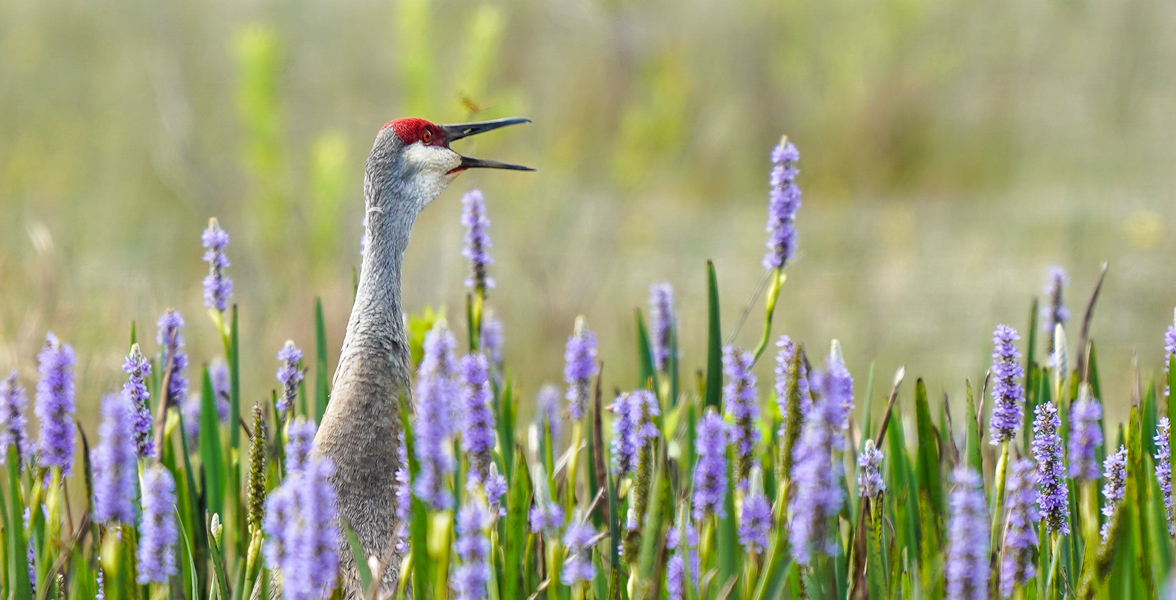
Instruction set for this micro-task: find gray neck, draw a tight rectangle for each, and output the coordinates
[335,176,416,391]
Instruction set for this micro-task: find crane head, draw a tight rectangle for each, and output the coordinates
[368,117,533,212]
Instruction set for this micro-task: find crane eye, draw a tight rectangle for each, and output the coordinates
[421,129,433,144]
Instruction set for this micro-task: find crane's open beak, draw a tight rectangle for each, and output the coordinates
[443,118,535,172]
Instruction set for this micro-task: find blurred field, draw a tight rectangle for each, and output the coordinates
[2,0,1176,426]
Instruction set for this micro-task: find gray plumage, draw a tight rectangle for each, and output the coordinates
[313,118,530,597]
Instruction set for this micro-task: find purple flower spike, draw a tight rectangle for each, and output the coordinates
[209,358,230,424]
[609,390,659,478]
[763,138,801,270]
[1166,322,1176,398]
[460,353,496,480]
[286,417,317,474]
[480,311,504,368]
[1101,445,1128,543]
[157,310,188,407]
[857,440,885,499]
[201,218,233,312]
[0,371,30,466]
[414,325,459,510]
[394,432,411,552]
[1041,266,1070,335]
[648,283,676,372]
[723,345,760,488]
[561,520,598,585]
[1000,458,1040,599]
[692,410,729,521]
[93,393,138,525]
[35,333,76,474]
[1032,401,1069,535]
[774,335,810,433]
[788,345,854,566]
[1157,418,1174,535]
[537,384,563,443]
[122,344,154,458]
[989,325,1025,445]
[738,472,772,554]
[666,523,700,599]
[564,317,598,421]
[461,189,495,293]
[455,500,491,600]
[1069,395,1103,481]
[181,394,201,444]
[276,341,304,417]
[137,464,178,584]
[946,467,990,600]
[528,503,564,534]
[264,443,339,600]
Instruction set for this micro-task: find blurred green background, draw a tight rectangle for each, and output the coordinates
[1,0,1174,424]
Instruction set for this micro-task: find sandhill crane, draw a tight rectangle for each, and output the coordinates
[314,117,532,596]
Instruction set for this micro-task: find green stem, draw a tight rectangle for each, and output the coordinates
[565,422,583,517]
[990,441,1011,549]
[1045,533,1062,599]
[751,269,785,364]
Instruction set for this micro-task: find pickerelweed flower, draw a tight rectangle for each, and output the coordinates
[414,325,459,510]
[788,347,854,566]
[1041,266,1069,338]
[1166,321,1176,398]
[157,309,188,406]
[286,417,316,474]
[564,317,598,421]
[989,325,1025,445]
[137,464,178,584]
[561,520,598,585]
[460,353,496,480]
[857,440,885,499]
[1156,418,1174,535]
[265,451,339,599]
[774,335,810,433]
[479,462,507,516]
[461,189,495,293]
[529,501,564,535]
[1069,394,1103,481]
[92,392,137,525]
[762,137,801,270]
[775,335,810,482]
[946,467,990,600]
[480,310,504,368]
[122,344,154,457]
[454,500,490,600]
[1032,401,1069,535]
[723,345,760,488]
[692,410,729,521]
[1101,445,1128,543]
[537,384,562,443]
[202,217,233,312]
[247,403,268,533]
[209,357,231,423]
[36,333,76,474]
[394,432,410,552]
[665,523,700,600]
[738,470,773,554]
[276,341,304,417]
[181,394,201,444]
[649,283,676,372]
[610,390,659,478]
[1000,458,1040,599]
[0,371,29,465]
[529,468,564,535]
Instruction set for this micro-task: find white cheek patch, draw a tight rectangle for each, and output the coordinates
[402,143,462,209]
